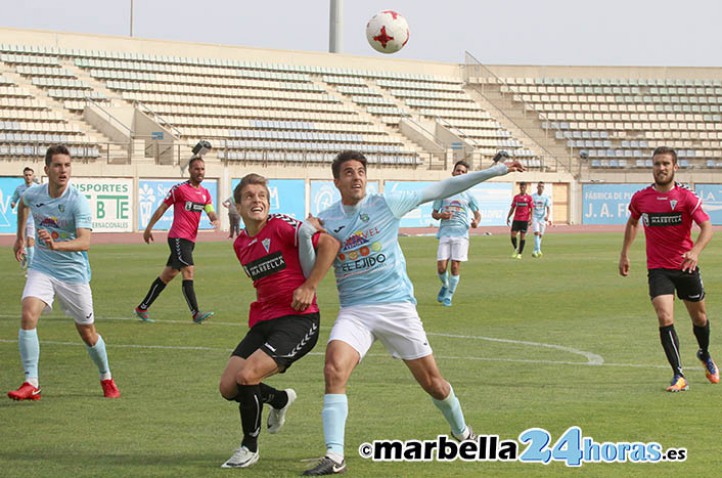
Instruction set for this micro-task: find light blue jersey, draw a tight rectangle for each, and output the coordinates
[318,191,422,307]
[23,184,93,283]
[432,192,479,239]
[11,183,34,226]
[531,193,551,221]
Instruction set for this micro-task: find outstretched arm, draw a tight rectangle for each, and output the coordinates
[418,161,525,204]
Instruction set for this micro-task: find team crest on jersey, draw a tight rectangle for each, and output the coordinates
[360,213,370,222]
[670,200,677,210]
[58,205,65,213]
[262,238,271,252]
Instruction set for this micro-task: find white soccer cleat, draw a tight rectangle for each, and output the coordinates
[267,388,297,434]
[221,446,259,468]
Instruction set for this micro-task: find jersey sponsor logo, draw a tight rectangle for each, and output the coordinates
[342,228,381,251]
[642,212,683,227]
[39,216,60,228]
[184,201,205,212]
[243,251,286,281]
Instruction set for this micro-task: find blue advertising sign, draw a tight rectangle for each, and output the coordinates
[694,184,722,225]
[229,179,306,225]
[309,181,379,216]
[138,179,218,231]
[0,176,25,234]
[582,183,647,225]
[467,183,514,226]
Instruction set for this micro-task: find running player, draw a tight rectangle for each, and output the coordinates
[431,160,481,307]
[530,181,552,258]
[219,173,339,468]
[134,157,219,323]
[10,167,38,270]
[619,146,719,391]
[506,182,533,259]
[8,145,120,401]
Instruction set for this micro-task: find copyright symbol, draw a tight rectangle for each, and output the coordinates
[358,442,373,459]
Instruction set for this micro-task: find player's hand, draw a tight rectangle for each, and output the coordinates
[305,214,326,232]
[143,229,154,244]
[681,250,699,273]
[471,220,479,228]
[211,219,220,229]
[291,283,315,311]
[506,218,511,226]
[38,229,57,250]
[13,237,25,262]
[618,255,630,277]
[439,211,452,220]
[504,160,526,172]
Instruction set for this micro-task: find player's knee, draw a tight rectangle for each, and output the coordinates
[323,360,348,387]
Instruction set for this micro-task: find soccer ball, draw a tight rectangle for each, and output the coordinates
[365,10,410,54]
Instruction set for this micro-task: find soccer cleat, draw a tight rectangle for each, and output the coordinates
[302,456,347,476]
[537,251,543,257]
[193,310,214,324]
[531,251,539,258]
[267,388,297,434]
[452,425,477,442]
[697,350,720,384]
[134,307,155,323]
[516,254,522,259]
[220,446,259,468]
[666,375,689,392]
[436,286,448,303]
[442,297,452,307]
[8,382,41,401]
[101,378,121,398]
[511,251,519,259]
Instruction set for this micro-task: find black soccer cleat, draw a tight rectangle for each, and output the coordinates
[302,456,347,475]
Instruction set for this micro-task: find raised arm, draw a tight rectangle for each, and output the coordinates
[418,161,524,204]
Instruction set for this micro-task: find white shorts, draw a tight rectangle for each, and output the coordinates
[22,269,95,324]
[532,219,546,235]
[329,302,433,361]
[436,236,469,262]
[25,219,35,239]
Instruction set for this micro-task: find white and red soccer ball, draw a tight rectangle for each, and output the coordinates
[365,10,410,54]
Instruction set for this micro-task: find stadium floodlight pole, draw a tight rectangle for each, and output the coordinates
[130,0,134,37]
[329,0,343,53]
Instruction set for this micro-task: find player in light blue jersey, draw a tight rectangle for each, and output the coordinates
[8,145,120,401]
[10,167,38,271]
[431,160,481,307]
[530,181,552,258]
[302,151,524,476]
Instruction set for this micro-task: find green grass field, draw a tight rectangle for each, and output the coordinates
[1,232,720,477]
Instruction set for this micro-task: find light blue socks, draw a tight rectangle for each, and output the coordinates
[86,335,112,380]
[432,385,467,437]
[322,393,348,458]
[18,328,39,385]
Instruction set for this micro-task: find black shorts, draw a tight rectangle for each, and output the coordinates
[166,237,195,270]
[232,313,320,372]
[511,220,529,233]
[648,268,705,302]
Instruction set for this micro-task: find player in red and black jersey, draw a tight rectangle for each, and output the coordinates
[134,157,219,323]
[506,182,534,258]
[218,173,339,469]
[620,146,719,392]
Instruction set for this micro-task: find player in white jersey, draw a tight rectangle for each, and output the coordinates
[530,181,552,258]
[431,160,481,307]
[8,145,120,401]
[10,167,38,270]
[302,150,524,476]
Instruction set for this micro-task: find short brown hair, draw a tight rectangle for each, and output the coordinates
[234,173,269,204]
[44,144,71,166]
[652,146,678,165]
[453,160,470,171]
[332,150,367,179]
